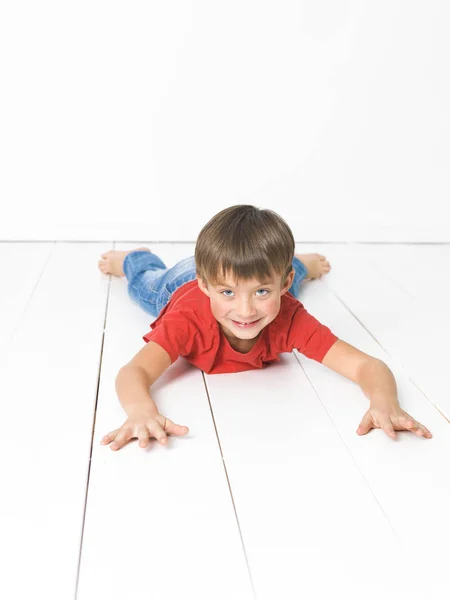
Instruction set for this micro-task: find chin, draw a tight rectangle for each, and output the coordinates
[235,331,259,339]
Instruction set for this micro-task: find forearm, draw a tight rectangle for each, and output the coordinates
[115,365,159,416]
[357,359,400,406]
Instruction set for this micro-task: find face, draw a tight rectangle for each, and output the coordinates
[197,269,295,343]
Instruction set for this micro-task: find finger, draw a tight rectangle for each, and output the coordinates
[412,424,433,438]
[150,422,169,446]
[399,416,432,438]
[378,417,397,439]
[356,413,373,435]
[137,426,150,448]
[399,416,415,429]
[422,427,433,438]
[100,430,119,445]
[163,418,190,437]
[110,430,132,451]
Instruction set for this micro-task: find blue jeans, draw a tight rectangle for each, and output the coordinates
[123,251,308,317]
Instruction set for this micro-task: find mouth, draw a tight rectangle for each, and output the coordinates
[231,318,261,329]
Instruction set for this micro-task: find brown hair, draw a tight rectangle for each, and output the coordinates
[195,204,295,287]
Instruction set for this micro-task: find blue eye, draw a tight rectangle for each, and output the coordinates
[220,289,270,297]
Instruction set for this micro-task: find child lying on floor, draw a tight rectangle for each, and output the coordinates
[98,204,432,450]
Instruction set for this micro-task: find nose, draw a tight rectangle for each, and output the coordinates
[236,298,258,320]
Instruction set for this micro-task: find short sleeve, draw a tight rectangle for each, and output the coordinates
[142,311,197,365]
[287,304,338,362]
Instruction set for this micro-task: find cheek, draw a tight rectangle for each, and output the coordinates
[265,298,281,315]
[210,297,228,317]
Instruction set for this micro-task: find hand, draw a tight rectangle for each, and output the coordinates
[100,411,189,451]
[357,405,432,440]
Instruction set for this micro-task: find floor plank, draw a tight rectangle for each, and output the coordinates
[0,242,110,600]
[0,242,53,355]
[355,244,450,309]
[297,275,450,597]
[204,351,422,599]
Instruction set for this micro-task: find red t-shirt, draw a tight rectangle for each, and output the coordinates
[142,280,338,374]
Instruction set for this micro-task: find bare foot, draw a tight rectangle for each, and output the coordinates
[295,253,331,281]
[97,247,151,277]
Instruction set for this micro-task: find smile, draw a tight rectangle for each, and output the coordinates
[231,318,261,329]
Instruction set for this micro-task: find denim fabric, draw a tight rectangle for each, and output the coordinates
[123,250,308,317]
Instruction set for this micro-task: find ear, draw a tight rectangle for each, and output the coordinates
[196,275,211,297]
[280,269,295,295]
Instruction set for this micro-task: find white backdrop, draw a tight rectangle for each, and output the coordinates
[0,1,449,242]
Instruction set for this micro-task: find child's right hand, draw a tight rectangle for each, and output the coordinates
[100,411,189,451]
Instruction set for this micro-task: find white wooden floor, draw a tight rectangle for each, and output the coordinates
[1,241,449,600]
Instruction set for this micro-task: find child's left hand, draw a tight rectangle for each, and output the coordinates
[356,404,433,439]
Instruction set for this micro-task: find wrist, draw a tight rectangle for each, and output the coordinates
[126,402,159,418]
[370,394,400,408]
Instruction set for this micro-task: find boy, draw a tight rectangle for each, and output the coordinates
[98,205,432,451]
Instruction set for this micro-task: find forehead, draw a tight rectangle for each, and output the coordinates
[215,276,277,288]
